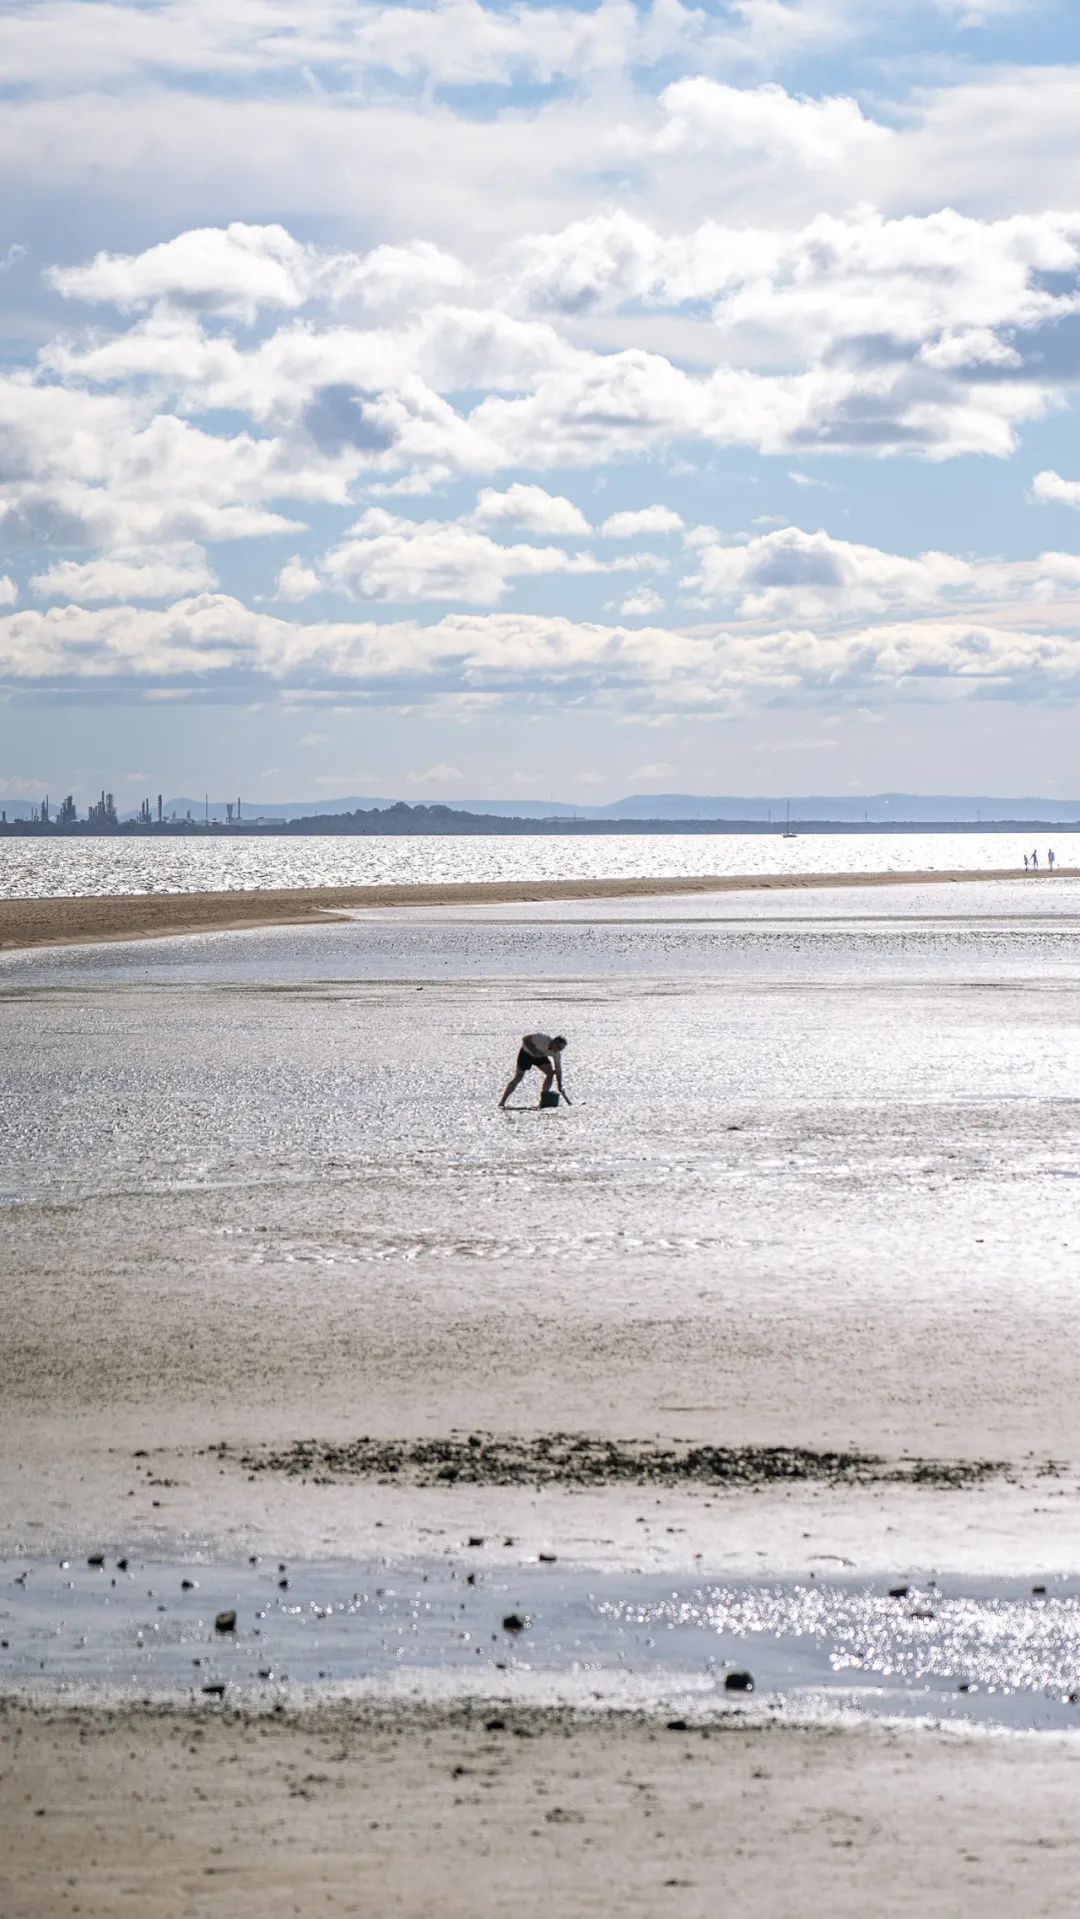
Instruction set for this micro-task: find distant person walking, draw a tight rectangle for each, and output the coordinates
[499,1033,570,1108]
[1032,849,1039,870]
[1024,854,1029,871]
[1049,847,1056,871]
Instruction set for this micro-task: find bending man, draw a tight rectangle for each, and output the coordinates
[499,1032,570,1108]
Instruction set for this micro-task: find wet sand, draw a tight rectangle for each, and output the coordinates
[4,887,1080,1912]
[0,865,1060,952]
[4,1700,1080,1919]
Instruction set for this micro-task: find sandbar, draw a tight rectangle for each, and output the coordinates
[0,865,1061,952]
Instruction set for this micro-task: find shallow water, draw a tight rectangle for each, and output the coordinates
[4,883,1080,1505]
[4,1554,1080,1732]
[2,887,1078,1330]
[0,831,1075,899]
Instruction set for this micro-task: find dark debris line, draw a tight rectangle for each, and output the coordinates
[206,1433,1009,1491]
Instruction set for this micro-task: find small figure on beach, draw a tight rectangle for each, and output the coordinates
[1031,849,1039,869]
[1049,847,1056,871]
[1024,854,1029,871]
[499,1033,570,1108]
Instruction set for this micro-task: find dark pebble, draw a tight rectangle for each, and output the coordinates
[666,1718,689,1732]
[181,1579,197,1591]
[116,1558,128,1571]
[485,1718,506,1733]
[214,1609,237,1633]
[724,1671,754,1693]
[467,1536,484,1548]
[87,1554,105,1569]
[502,1613,527,1633]
[538,1553,557,1564]
[888,1585,910,1599]
[201,1683,227,1698]
[1033,1584,1048,1597]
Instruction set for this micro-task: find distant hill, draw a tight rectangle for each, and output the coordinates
[6,790,1080,827]
[152,791,1080,825]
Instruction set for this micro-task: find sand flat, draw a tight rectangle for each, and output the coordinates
[0,865,1059,952]
[3,1701,1079,1919]
[4,883,1080,1914]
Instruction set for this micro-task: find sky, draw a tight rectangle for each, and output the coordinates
[4,0,1080,806]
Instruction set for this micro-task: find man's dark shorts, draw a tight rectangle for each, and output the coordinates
[516,1046,551,1075]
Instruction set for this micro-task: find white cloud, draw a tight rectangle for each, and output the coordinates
[4,591,1080,714]
[319,507,655,605]
[789,471,834,490]
[409,763,462,784]
[49,223,318,321]
[632,760,675,778]
[1032,470,1080,510]
[274,557,324,603]
[601,506,684,538]
[471,484,591,536]
[684,524,974,619]
[510,204,1080,405]
[682,522,1080,630]
[299,731,330,747]
[0,575,17,606]
[49,224,470,322]
[653,78,892,169]
[617,585,665,616]
[31,545,216,602]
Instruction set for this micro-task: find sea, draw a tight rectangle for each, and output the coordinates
[0,829,1074,898]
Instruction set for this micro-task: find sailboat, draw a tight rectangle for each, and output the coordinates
[782,801,797,839]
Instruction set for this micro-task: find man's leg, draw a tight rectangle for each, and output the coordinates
[499,1070,525,1107]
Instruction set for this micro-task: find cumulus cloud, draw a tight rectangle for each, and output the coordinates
[470,484,591,536]
[409,763,463,783]
[602,506,684,538]
[685,525,974,619]
[273,556,324,603]
[682,522,1080,629]
[2,593,1079,711]
[48,224,471,324]
[653,78,892,169]
[49,224,317,321]
[617,585,665,616]
[8,13,1080,752]
[33,202,1080,511]
[318,507,658,605]
[1032,470,1080,509]
[0,575,17,606]
[512,205,1080,382]
[31,545,216,602]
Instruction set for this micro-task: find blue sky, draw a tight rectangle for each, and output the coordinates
[3,0,1080,805]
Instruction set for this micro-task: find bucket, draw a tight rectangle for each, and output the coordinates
[540,1089,561,1109]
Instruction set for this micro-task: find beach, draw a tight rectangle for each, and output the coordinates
[3,875,1080,1913]
[6,1700,1080,1919]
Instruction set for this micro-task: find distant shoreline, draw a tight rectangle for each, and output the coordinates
[0,867,1066,954]
[2,814,1080,838]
